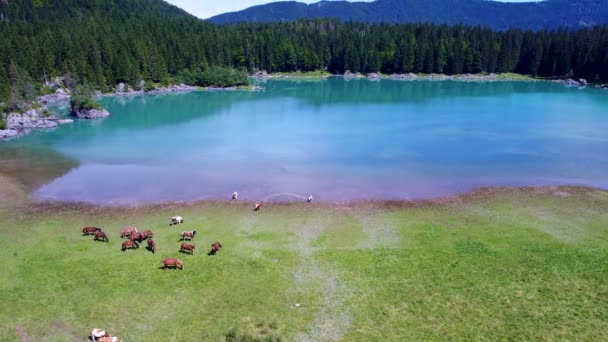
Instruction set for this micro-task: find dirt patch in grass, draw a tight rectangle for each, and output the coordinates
[293,215,353,341]
[49,320,81,340]
[14,326,30,342]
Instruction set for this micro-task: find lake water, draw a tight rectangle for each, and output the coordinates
[1,78,607,204]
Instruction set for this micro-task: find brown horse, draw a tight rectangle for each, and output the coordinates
[180,243,196,254]
[208,241,222,256]
[93,230,109,242]
[147,239,156,254]
[161,258,184,270]
[120,227,138,239]
[130,231,144,243]
[98,337,121,342]
[121,240,139,251]
[180,230,196,241]
[141,230,153,239]
[253,202,263,211]
[82,226,101,235]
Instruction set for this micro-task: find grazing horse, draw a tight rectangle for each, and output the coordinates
[232,192,238,200]
[120,227,138,239]
[208,241,222,256]
[141,230,153,239]
[181,230,196,241]
[98,337,120,342]
[161,258,184,270]
[130,231,144,243]
[170,216,184,226]
[93,230,109,242]
[82,227,101,236]
[180,243,196,254]
[121,240,139,251]
[307,195,313,203]
[147,239,156,254]
[254,202,263,211]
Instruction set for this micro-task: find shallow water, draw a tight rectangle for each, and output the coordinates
[1,78,607,204]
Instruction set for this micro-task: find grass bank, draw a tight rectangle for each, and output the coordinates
[1,177,607,341]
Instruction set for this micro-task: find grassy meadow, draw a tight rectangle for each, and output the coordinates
[1,174,608,341]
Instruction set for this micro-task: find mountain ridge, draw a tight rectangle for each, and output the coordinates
[209,0,608,30]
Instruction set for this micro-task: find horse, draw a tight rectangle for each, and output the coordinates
[208,241,222,256]
[93,230,109,242]
[253,202,263,211]
[170,216,184,226]
[129,231,144,243]
[82,227,101,236]
[232,192,238,200]
[120,227,138,239]
[161,258,184,270]
[121,240,139,251]
[141,230,153,239]
[181,230,196,241]
[180,243,196,254]
[90,328,110,341]
[97,337,120,342]
[147,239,156,254]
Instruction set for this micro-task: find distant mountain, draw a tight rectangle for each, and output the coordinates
[0,0,194,22]
[209,0,608,30]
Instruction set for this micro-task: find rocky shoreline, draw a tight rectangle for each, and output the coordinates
[107,82,198,97]
[0,108,74,141]
[252,70,608,88]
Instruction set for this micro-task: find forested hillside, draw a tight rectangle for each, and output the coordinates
[209,0,608,31]
[1,0,608,102]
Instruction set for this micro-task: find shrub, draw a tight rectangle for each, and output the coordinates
[70,84,102,111]
[70,95,101,111]
[0,117,6,130]
[193,67,249,88]
[144,82,157,92]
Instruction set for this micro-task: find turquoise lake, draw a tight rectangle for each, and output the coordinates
[1,78,607,204]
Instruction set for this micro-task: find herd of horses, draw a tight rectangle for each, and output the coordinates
[81,215,223,272]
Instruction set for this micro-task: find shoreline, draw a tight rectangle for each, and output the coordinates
[253,71,607,88]
[5,184,605,213]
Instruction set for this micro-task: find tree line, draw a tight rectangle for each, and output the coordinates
[1,16,608,101]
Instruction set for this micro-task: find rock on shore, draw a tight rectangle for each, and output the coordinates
[1,108,60,141]
[7,109,58,129]
[38,88,70,104]
[553,78,588,87]
[367,72,381,80]
[71,108,111,119]
[0,129,22,140]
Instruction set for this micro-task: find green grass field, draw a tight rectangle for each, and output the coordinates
[1,175,607,341]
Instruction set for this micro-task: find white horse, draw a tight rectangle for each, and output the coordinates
[232,192,238,200]
[170,216,184,226]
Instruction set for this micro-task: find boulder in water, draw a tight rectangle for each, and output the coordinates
[71,108,111,119]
